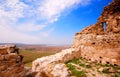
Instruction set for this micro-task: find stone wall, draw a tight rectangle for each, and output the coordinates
[73,0,120,66]
[79,0,120,35]
[73,34,120,66]
[0,45,30,77]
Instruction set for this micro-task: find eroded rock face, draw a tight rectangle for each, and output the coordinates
[79,0,120,35]
[0,45,30,77]
[32,48,81,77]
[40,63,70,77]
[0,45,19,54]
[74,34,120,65]
[74,0,120,66]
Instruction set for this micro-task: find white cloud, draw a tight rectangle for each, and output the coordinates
[17,23,47,32]
[0,23,53,44]
[38,0,91,23]
[40,28,54,37]
[0,0,28,21]
[0,0,92,44]
[0,24,38,43]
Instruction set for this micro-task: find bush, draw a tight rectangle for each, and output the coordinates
[102,68,110,74]
[86,64,92,68]
[71,70,86,77]
[79,63,86,67]
[66,64,75,70]
[112,74,119,77]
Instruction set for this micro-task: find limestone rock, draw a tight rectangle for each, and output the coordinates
[40,63,70,77]
[32,48,81,77]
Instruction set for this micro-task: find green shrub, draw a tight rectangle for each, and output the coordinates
[97,63,106,67]
[111,74,119,77]
[113,66,120,70]
[102,68,110,74]
[86,64,92,68]
[71,70,86,77]
[71,58,80,64]
[66,64,75,70]
[79,63,86,67]
[65,60,73,64]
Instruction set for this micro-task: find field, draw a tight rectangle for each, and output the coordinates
[19,50,57,67]
[19,45,70,52]
[19,45,69,67]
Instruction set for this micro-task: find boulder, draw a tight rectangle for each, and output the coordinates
[32,48,81,77]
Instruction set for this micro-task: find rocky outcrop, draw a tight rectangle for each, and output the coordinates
[74,0,120,66]
[79,0,120,35]
[74,34,120,65]
[0,45,30,77]
[32,0,120,77]
[32,48,81,77]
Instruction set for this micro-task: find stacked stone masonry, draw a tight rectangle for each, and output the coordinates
[74,0,120,66]
[79,0,120,34]
[0,45,30,77]
[73,34,120,66]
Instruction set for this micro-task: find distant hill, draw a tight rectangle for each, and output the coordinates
[0,43,46,47]
[0,43,71,52]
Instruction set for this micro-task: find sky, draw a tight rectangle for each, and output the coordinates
[0,0,112,45]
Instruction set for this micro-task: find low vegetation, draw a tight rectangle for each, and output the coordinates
[66,58,120,77]
[19,50,56,67]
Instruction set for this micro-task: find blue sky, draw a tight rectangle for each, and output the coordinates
[0,0,112,45]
